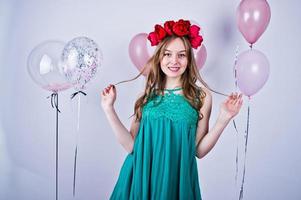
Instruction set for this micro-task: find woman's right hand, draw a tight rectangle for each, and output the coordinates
[101,84,116,111]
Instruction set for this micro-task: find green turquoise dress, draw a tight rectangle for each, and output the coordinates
[110,88,202,200]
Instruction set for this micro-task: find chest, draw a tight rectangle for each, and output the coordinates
[142,93,198,125]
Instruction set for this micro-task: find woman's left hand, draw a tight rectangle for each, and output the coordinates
[219,92,243,122]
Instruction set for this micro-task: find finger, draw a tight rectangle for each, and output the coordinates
[235,99,243,107]
[108,87,113,94]
[235,95,241,101]
[229,94,235,102]
[109,85,115,93]
[234,94,241,101]
[228,93,234,101]
[234,94,241,102]
[232,93,238,99]
[112,85,116,93]
[109,84,115,90]
[234,99,240,105]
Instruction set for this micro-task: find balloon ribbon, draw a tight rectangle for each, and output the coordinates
[47,92,60,200]
[70,91,87,197]
[239,104,250,200]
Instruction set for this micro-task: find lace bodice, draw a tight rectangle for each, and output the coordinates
[142,88,199,126]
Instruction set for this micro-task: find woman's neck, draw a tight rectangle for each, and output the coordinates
[164,77,182,89]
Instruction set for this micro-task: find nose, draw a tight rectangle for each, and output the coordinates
[170,55,179,64]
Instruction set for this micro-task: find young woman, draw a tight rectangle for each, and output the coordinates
[101,19,243,199]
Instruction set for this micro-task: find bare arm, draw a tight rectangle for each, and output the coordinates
[195,87,212,148]
[101,85,140,154]
[195,90,243,159]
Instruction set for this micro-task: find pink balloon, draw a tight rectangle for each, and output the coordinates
[195,44,207,70]
[236,0,271,45]
[129,33,150,76]
[235,49,270,97]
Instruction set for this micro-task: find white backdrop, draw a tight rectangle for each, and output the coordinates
[1,0,301,199]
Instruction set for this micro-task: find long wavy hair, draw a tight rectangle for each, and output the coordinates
[133,35,211,121]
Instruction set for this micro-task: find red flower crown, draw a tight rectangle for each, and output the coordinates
[147,19,203,49]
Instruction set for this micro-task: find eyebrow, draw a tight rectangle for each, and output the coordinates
[164,49,186,53]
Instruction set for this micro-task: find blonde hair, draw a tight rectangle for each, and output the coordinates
[132,36,210,121]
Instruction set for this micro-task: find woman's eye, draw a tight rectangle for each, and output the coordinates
[178,54,186,58]
[164,53,171,57]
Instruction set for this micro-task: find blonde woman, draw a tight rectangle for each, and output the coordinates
[101,19,243,199]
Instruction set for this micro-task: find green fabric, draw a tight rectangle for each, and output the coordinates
[110,89,202,200]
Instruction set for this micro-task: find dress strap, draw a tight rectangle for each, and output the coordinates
[163,87,182,93]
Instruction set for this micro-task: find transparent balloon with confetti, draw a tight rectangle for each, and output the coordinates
[61,36,102,91]
[60,36,102,198]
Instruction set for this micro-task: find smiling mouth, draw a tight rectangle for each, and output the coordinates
[168,67,180,72]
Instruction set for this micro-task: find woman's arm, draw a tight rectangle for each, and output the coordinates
[101,85,140,154]
[195,89,243,159]
[195,87,212,148]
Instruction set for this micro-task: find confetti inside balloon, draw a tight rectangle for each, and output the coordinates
[61,36,102,91]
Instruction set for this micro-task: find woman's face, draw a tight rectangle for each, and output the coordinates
[160,37,188,79]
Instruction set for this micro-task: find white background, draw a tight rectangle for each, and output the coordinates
[0,0,300,199]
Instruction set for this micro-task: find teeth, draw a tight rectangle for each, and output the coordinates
[168,67,180,72]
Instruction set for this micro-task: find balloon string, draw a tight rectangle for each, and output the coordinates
[70,91,86,197]
[48,93,61,113]
[47,92,59,200]
[233,45,239,89]
[232,119,239,184]
[77,95,81,131]
[232,45,240,185]
[73,145,78,197]
[56,94,59,200]
[71,91,87,99]
[239,101,250,200]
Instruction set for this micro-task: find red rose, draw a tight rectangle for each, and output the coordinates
[178,19,191,27]
[183,19,191,27]
[154,24,166,41]
[147,32,159,46]
[164,20,175,35]
[147,19,204,49]
[189,25,200,38]
[189,35,203,49]
[172,19,190,36]
[148,24,167,46]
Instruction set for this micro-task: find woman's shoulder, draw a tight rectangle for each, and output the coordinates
[198,86,212,105]
[136,90,155,101]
